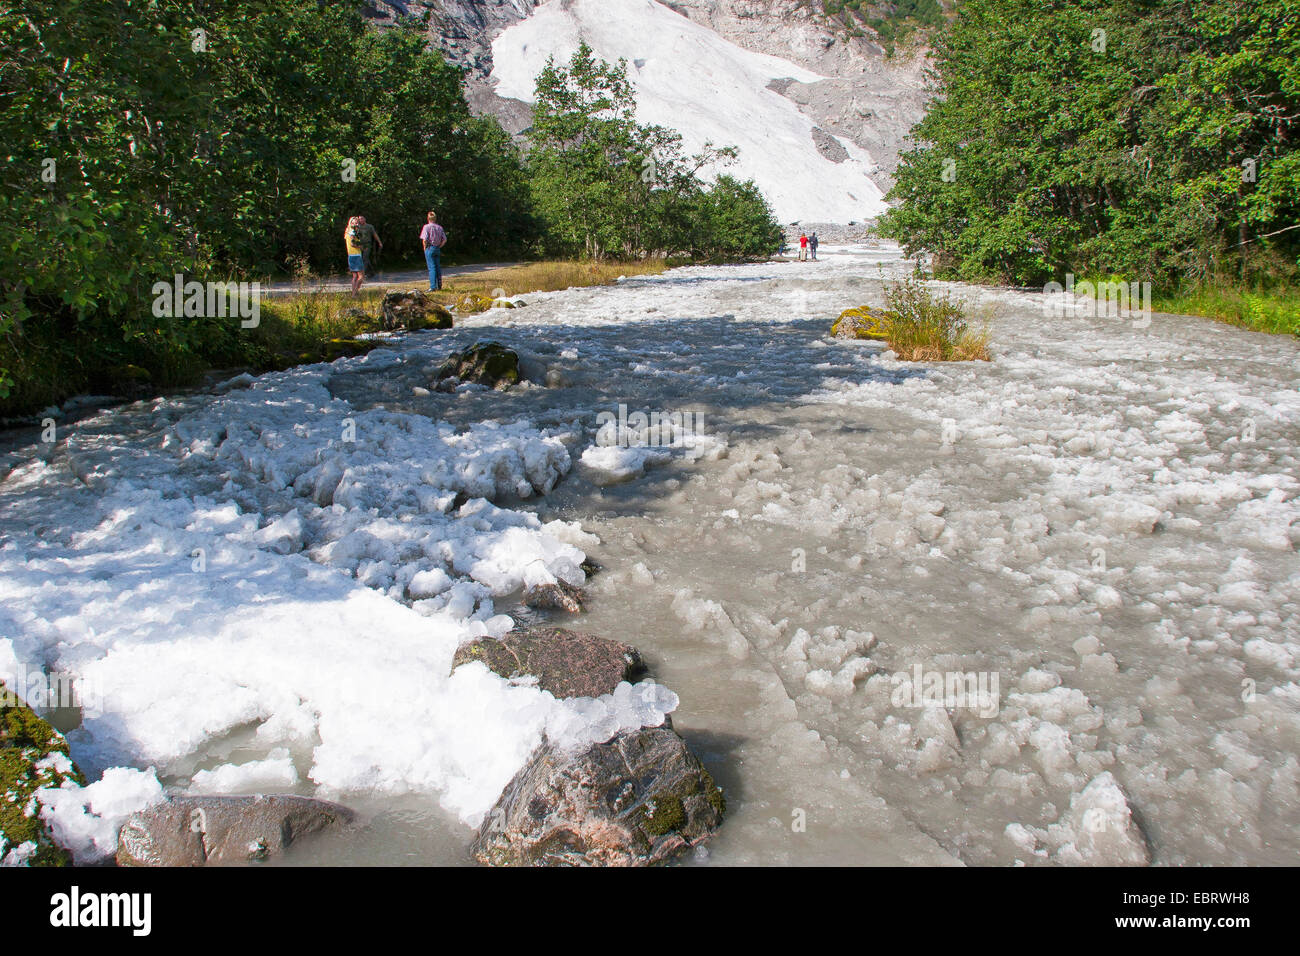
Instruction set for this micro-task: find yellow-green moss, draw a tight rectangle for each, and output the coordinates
[454,292,497,315]
[0,681,84,866]
[832,306,893,340]
[641,794,686,837]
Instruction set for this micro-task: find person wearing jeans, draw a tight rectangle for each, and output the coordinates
[420,212,448,291]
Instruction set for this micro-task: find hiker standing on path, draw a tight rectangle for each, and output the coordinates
[357,216,383,277]
[810,232,819,261]
[798,232,809,261]
[344,216,366,295]
[421,212,448,291]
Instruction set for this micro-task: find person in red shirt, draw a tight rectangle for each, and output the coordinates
[799,233,809,261]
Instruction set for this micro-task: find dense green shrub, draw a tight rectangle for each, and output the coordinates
[878,0,1300,291]
[526,44,781,262]
[881,270,990,361]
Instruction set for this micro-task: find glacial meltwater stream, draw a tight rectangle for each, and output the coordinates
[3,243,1297,865]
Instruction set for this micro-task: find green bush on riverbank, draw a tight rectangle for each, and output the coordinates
[878,0,1300,331]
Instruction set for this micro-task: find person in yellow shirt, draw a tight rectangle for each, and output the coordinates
[344,216,365,294]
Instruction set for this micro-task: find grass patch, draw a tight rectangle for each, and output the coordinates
[256,258,670,347]
[880,271,991,362]
[432,258,669,299]
[1153,285,1300,336]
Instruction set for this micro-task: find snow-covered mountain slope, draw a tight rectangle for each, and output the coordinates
[489,0,887,223]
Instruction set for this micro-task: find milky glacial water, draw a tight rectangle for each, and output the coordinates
[5,243,1296,866]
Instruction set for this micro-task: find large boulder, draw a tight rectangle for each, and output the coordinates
[381,290,453,331]
[116,794,355,867]
[434,341,520,392]
[453,626,642,699]
[470,727,725,867]
[0,680,85,866]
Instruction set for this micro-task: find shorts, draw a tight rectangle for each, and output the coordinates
[347,254,364,273]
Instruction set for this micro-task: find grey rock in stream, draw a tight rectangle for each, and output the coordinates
[470,727,725,867]
[453,625,642,699]
[116,795,355,866]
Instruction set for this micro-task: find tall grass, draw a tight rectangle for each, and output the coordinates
[428,259,668,300]
[1153,286,1300,336]
[882,271,991,361]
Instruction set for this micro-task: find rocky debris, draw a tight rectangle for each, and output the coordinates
[434,341,520,391]
[453,626,643,700]
[665,0,932,190]
[782,221,872,247]
[811,126,850,163]
[831,306,892,340]
[380,290,454,331]
[470,726,725,866]
[0,680,86,866]
[454,625,726,867]
[524,579,586,614]
[412,0,929,195]
[116,794,355,867]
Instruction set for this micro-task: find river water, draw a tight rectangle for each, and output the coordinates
[4,242,1297,866]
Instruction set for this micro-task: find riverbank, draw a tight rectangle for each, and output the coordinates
[0,260,670,424]
[1152,285,1300,336]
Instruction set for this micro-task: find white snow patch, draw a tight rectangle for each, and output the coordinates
[36,767,166,864]
[490,0,885,222]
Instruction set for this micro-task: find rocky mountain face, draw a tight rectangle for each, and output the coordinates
[660,1,931,187]
[365,0,931,196]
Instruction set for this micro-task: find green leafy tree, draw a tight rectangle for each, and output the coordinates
[879,0,1299,287]
[1,0,536,407]
[526,42,778,260]
[688,176,783,262]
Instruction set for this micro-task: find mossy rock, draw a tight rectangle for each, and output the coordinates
[105,363,154,399]
[434,341,520,391]
[380,291,452,331]
[470,727,725,867]
[339,307,382,334]
[109,364,151,384]
[454,292,497,315]
[407,305,454,331]
[832,306,894,340]
[323,338,378,361]
[0,680,85,866]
